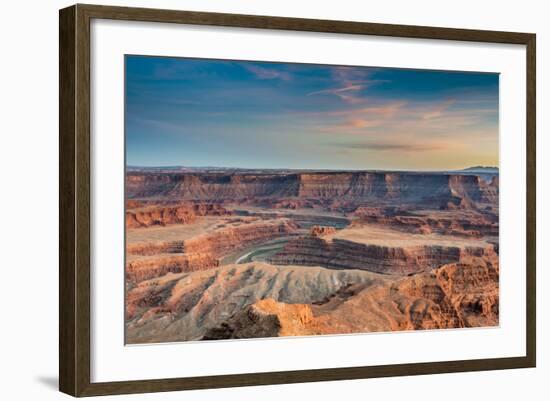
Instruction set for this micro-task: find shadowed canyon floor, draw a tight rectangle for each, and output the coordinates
[125,169,499,344]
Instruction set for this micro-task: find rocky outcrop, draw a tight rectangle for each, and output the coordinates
[126,254,219,283]
[351,206,402,217]
[126,171,499,208]
[181,219,299,257]
[265,199,319,210]
[125,263,387,343]
[354,212,499,238]
[126,219,299,283]
[126,200,145,209]
[200,256,499,340]
[310,225,337,237]
[311,255,499,332]
[126,203,229,229]
[269,234,498,275]
[203,299,315,340]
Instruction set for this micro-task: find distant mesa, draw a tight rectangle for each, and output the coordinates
[125,169,499,209]
[459,166,499,173]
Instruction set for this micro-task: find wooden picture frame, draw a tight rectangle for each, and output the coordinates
[59,3,536,397]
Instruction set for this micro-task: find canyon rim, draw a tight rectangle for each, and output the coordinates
[124,55,499,344]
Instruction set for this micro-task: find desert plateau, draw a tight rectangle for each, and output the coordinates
[125,167,499,343]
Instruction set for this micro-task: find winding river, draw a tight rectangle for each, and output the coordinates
[220,213,350,265]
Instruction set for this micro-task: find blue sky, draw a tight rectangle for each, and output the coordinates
[125,55,498,170]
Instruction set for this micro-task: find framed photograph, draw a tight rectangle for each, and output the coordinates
[59,4,536,397]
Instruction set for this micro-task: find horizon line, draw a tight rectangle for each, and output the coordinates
[126,164,499,172]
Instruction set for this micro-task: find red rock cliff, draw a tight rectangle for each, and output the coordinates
[126,171,498,208]
[126,203,229,229]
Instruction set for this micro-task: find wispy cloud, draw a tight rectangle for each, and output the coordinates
[243,64,292,81]
[331,141,445,152]
[298,97,497,139]
[347,119,381,128]
[310,101,407,133]
[307,66,388,104]
[308,84,364,96]
[421,99,456,120]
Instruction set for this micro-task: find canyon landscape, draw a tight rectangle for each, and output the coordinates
[125,56,499,343]
[125,168,499,343]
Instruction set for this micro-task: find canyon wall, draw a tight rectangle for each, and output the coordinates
[126,203,230,228]
[354,213,499,237]
[126,219,299,283]
[126,171,498,207]
[269,234,498,275]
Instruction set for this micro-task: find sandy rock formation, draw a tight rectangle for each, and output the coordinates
[126,203,229,229]
[126,250,498,343]
[125,263,387,343]
[126,253,219,283]
[201,255,499,340]
[126,200,145,209]
[310,225,337,237]
[203,299,314,340]
[310,255,499,332]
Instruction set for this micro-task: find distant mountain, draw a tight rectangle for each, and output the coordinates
[460,166,499,174]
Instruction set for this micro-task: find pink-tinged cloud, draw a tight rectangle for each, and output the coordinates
[348,119,379,128]
[307,97,498,145]
[331,141,447,152]
[316,101,408,118]
[354,102,407,117]
[338,94,367,105]
[421,99,456,120]
[243,64,292,81]
[296,100,409,133]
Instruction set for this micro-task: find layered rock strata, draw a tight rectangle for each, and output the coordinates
[126,254,219,284]
[126,171,498,208]
[354,212,499,238]
[204,255,498,340]
[203,298,315,340]
[126,203,229,229]
[126,219,299,283]
[310,225,337,237]
[126,254,498,343]
[269,228,497,275]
